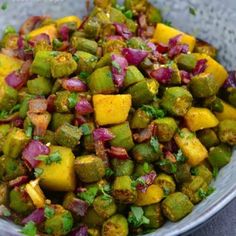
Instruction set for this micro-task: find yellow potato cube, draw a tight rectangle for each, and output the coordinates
[174,128,208,166]
[215,100,236,121]
[28,24,57,42]
[185,107,219,131]
[0,53,23,78]
[56,16,81,28]
[193,53,228,89]
[93,94,132,125]
[38,146,76,191]
[135,184,164,206]
[153,23,196,52]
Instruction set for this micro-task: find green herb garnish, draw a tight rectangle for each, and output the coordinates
[1,2,7,10]
[78,186,98,205]
[34,167,44,178]
[112,61,122,73]
[198,186,215,199]
[21,221,37,236]
[158,159,177,174]
[141,105,165,119]
[52,38,63,49]
[79,71,90,79]
[189,6,197,16]
[105,167,114,177]
[143,162,150,174]
[150,136,160,152]
[175,149,187,163]
[163,20,172,26]
[68,92,78,109]
[37,151,61,165]
[44,205,55,219]
[128,206,150,228]
[124,10,133,19]
[4,25,16,35]
[80,124,91,135]
[212,167,219,179]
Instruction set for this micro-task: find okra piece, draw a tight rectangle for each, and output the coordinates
[9,186,34,215]
[74,155,105,183]
[127,37,149,50]
[54,91,71,113]
[51,78,62,94]
[124,66,145,88]
[191,164,213,185]
[153,117,178,142]
[169,63,182,85]
[161,192,194,222]
[110,7,126,23]
[103,39,126,55]
[75,51,98,73]
[111,158,134,177]
[0,183,8,205]
[189,73,218,98]
[88,66,116,94]
[133,163,154,178]
[41,130,57,145]
[174,163,192,183]
[143,203,164,229]
[94,0,112,8]
[175,53,197,71]
[126,79,159,107]
[202,96,224,112]
[102,214,128,236]
[126,18,138,33]
[83,122,95,152]
[146,3,162,24]
[197,129,220,148]
[96,53,112,68]
[218,119,236,145]
[27,76,52,96]
[132,142,163,163]
[31,51,54,78]
[51,113,74,131]
[154,173,176,195]
[194,39,217,58]
[83,18,101,39]
[88,228,100,236]
[19,94,35,119]
[0,82,18,111]
[124,0,147,14]
[130,108,151,129]
[44,209,73,235]
[109,122,134,151]
[228,88,236,107]
[0,124,10,151]
[72,37,98,55]
[34,40,53,54]
[83,207,105,227]
[161,87,193,116]
[93,195,117,219]
[55,122,82,148]
[3,128,30,158]
[181,176,208,204]
[208,144,232,168]
[51,52,77,78]
[112,176,137,203]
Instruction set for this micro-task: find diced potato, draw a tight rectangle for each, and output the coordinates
[93,94,132,125]
[0,53,23,78]
[215,100,236,121]
[185,107,219,131]
[174,128,208,166]
[38,146,76,191]
[28,24,57,42]
[135,184,164,206]
[152,23,196,52]
[193,53,228,89]
[55,16,81,28]
[25,179,46,208]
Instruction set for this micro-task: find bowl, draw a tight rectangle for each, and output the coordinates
[0,0,236,235]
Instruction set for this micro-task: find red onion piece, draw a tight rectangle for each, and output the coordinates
[71,226,88,236]
[66,198,89,217]
[74,115,87,126]
[223,71,236,88]
[59,24,70,41]
[22,140,50,168]
[107,146,129,160]
[136,171,157,193]
[192,59,208,75]
[62,78,87,92]
[107,35,124,41]
[156,42,169,54]
[5,72,24,90]
[113,23,133,40]
[147,42,156,52]
[111,54,128,87]
[93,128,114,142]
[122,48,148,65]
[22,208,45,225]
[168,34,182,48]
[47,94,56,113]
[75,99,93,115]
[168,44,189,59]
[150,67,173,84]
[180,70,192,84]
[133,125,153,143]
[9,176,29,188]
[17,35,24,49]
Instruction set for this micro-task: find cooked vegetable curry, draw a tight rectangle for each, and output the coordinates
[0,0,235,235]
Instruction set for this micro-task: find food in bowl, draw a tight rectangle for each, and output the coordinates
[0,0,236,235]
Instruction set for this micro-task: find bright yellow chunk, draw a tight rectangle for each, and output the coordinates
[152,23,196,52]
[174,128,208,166]
[38,146,76,192]
[215,100,236,121]
[135,184,164,206]
[185,107,219,132]
[25,179,46,208]
[0,53,23,78]
[56,16,81,28]
[28,24,57,42]
[193,53,228,89]
[93,94,132,125]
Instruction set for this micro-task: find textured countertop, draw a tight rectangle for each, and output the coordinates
[190,198,236,236]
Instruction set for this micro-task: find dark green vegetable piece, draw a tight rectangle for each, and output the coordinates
[133,163,154,178]
[19,95,35,119]
[111,158,134,176]
[126,18,138,33]
[161,87,193,116]
[0,182,8,205]
[146,3,162,24]
[130,108,151,129]
[124,66,145,88]
[95,53,112,68]
[175,53,197,71]
[208,144,232,168]
[228,88,236,107]
[71,36,98,55]
[191,164,213,184]
[197,129,220,148]
[102,214,129,236]
[189,73,218,98]
[41,130,57,145]
[88,66,116,94]
[103,39,126,55]
[112,176,137,203]
[51,113,74,131]
[0,83,18,111]
[83,207,105,227]
[82,122,95,152]
[202,96,224,112]
[174,163,192,183]
[75,51,98,73]
[127,37,148,50]
[110,7,126,23]
[54,91,72,113]
[161,192,194,222]
[124,0,147,15]
[109,122,134,151]
[194,39,217,58]
[218,119,236,145]
[51,52,77,78]
[0,124,10,151]
[169,63,182,85]
[154,173,176,195]
[55,123,82,148]
[27,76,52,96]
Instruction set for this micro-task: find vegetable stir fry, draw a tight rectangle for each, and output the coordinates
[0,0,235,235]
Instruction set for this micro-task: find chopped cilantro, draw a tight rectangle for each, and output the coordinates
[189,6,197,16]
[4,25,16,35]
[112,61,122,73]
[141,105,165,119]
[158,159,177,174]
[177,128,185,138]
[68,92,78,109]
[21,221,37,236]
[0,110,8,119]
[34,168,44,178]
[198,186,215,199]
[79,71,90,79]
[78,186,98,205]
[9,104,20,113]
[80,124,91,135]
[175,149,187,163]
[190,167,199,176]
[100,184,112,202]
[150,137,160,153]
[212,167,219,179]
[73,54,80,63]
[163,187,170,197]
[49,51,59,57]
[1,2,7,10]
[131,177,146,190]
[52,38,63,49]
[143,162,150,174]
[105,168,114,177]
[163,20,172,26]
[124,10,133,19]
[89,56,98,63]
[115,4,126,12]
[62,213,73,233]
[25,126,33,138]
[37,151,61,165]
[128,206,150,227]
[44,205,55,219]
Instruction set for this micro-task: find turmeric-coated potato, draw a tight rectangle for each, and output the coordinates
[215,100,236,121]
[55,16,81,28]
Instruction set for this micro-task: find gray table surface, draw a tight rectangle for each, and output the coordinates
[189,198,236,236]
